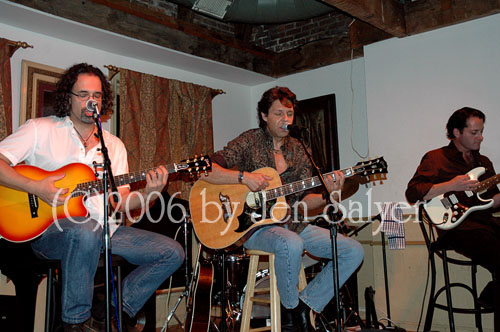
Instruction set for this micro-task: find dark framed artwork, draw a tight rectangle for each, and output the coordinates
[20,60,64,124]
[296,93,339,172]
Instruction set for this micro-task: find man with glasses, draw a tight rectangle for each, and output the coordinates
[0,63,184,331]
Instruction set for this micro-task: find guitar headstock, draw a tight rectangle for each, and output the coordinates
[354,157,388,179]
[176,155,212,177]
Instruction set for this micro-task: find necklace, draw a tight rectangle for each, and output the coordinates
[74,126,94,148]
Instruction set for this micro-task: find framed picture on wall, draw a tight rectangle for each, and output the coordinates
[19,60,64,125]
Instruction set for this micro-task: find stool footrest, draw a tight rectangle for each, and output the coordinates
[253,288,270,294]
[250,297,271,304]
[249,326,272,332]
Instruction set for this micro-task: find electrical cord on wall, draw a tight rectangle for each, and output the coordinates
[348,19,369,160]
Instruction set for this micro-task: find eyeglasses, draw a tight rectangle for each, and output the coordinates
[70,91,103,100]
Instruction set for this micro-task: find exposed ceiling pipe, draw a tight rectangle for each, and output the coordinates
[171,0,335,24]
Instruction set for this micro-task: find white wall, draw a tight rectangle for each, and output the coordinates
[365,13,500,207]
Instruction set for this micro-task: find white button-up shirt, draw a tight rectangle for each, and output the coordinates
[0,116,128,235]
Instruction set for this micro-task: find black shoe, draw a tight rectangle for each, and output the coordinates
[293,299,316,332]
[62,321,86,332]
[113,311,141,332]
[478,281,495,310]
[281,303,297,332]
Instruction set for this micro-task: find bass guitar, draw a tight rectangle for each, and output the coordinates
[189,157,387,249]
[424,166,500,230]
[0,156,211,243]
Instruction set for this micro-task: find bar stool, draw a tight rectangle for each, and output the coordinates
[418,206,494,332]
[240,249,308,332]
[0,239,61,332]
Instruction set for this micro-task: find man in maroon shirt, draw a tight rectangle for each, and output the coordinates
[406,107,500,329]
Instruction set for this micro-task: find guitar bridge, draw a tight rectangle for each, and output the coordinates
[28,193,39,218]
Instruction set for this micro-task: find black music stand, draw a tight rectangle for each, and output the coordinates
[349,215,405,332]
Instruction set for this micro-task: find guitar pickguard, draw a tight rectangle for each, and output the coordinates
[234,198,279,233]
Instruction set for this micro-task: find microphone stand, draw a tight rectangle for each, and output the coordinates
[294,132,343,332]
[93,109,120,332]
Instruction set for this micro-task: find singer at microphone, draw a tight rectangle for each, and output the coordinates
[86,99,99,119]
[281,123,308,136]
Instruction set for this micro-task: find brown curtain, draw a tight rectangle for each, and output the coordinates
[0,38,20,140]
[119,68,218,199]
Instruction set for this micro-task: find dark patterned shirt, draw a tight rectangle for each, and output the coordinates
[212,128,316,233]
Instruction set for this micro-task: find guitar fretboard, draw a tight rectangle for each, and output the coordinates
[263,163,378,201]
[474,173,500,193]
[70,164,179,198]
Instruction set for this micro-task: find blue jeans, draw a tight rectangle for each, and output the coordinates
[31,217,184,324]
[244,224,364,313]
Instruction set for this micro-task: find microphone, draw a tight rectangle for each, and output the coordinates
[86,99,99,119]
[281,123,308,136]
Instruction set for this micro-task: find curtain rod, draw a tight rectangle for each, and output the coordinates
[6,39,33,49]
[105,64,226,95]
[5,39,33,57]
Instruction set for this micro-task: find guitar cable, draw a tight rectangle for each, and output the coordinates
[415,215,435,332]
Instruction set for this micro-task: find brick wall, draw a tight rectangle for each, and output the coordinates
[134,0,178,17]
[251,12,352,53]
[131,1,350,53]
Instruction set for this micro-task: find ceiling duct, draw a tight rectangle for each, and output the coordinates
[192,0,233,19]
[172,0,335,24]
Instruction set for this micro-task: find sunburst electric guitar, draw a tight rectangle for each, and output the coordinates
[189,157,387,249]
[0,156,211,243]
[424,166,500,230]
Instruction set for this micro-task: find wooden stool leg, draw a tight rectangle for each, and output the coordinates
[298,264,307,291]
[269,255,281,332]
[241,255,259,332]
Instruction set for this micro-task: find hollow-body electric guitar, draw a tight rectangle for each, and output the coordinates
[189,157,387,249]
[0,156,210,243]
[424,166,500,230]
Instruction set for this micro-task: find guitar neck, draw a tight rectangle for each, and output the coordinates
[264,166,357,201]
[475,173,500,193]
[71,163,178,197]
